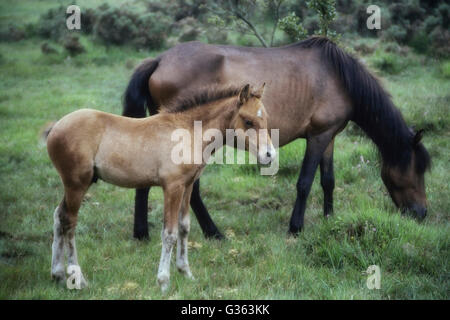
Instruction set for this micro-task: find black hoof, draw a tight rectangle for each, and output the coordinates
[133,230,149,241]
[204,230,225,240]
[288,227,302,237]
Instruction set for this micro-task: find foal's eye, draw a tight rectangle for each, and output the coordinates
[245,120,253,127]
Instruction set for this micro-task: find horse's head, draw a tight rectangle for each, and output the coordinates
[381,130,431,220]
[231,83,276,165]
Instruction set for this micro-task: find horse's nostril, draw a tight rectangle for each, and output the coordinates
[266,152,271,158]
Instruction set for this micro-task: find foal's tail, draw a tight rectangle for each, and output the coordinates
[122,58,160,118]
[39,121,56,145]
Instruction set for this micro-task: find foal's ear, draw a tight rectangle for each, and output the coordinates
[252,82,266,99]
[413,129,424,145]
[239,84,251,106]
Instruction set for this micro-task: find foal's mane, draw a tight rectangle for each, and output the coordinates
[161,86,242,114]
[294,36,430,173]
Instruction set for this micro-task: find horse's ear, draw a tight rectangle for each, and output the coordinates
[252,82,265,99]
[239,84,251,106]
[414,129,424,145]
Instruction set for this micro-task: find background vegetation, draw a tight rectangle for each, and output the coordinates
[0,0,448,299]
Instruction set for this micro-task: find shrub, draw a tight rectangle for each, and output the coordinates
[36,5,68,40]
[429,27,450,58]
[371,51,404,75]
[41,42,59,55]
[440,61,450,79]
[408,30,430,54]
[0,24,27,42]
[170,16,201,43]
[278,12,308,42]
[94,6,170,49]
[384,25,408,43]
[63,35,85,56]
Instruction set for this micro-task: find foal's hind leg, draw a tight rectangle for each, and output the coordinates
[320,139,335,217]
[51,201,67,283]
[63,186,89,288]
[51,172,91,288]
[157,184,184,292]
[176,184,194,279]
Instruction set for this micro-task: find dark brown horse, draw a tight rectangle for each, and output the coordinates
[123,37,431,239]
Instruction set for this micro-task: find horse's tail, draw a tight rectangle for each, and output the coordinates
[122,58,160,118]
[299,37,414,169]
[39,121,56,145]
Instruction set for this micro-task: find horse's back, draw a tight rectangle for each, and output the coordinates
[151,41,348,144]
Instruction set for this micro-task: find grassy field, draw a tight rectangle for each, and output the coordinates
[0,5,449,300]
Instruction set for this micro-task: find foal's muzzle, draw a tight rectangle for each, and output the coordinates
[257,144,276,165]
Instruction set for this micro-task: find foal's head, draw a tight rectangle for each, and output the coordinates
[381,130,430,220]
[231,83,276,165]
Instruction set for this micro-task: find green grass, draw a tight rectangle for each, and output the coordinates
[0,5,449,299]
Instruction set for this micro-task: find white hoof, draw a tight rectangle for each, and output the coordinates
[157,274,170,293]
[51,269,66,284]
[177,266,195,280]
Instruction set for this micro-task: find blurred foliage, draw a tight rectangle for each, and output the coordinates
[440,61,450,79]
[0,0,448,58]
[94,4,171,49]
[278,12,308,41]
[307,0,340,40]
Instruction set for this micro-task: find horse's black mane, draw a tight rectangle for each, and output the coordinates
[163,86,242,113]
[295,36,430,173]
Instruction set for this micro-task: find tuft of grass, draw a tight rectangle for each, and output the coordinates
[370,51,405,75]
[440,60,450,79]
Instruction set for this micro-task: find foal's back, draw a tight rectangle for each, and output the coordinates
[47,108,183,189]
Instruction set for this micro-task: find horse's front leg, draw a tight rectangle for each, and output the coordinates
[157,185,184,292]
[190,179,224,239]
[133,187,150,240]
[176,183,194,279]
[320,139,335,218]
[289,132,335,235]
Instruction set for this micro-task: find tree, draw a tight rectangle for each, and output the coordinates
[207,0,340,47]
[206,0,285,47]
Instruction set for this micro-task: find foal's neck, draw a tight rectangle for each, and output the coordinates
[183,96,237,134]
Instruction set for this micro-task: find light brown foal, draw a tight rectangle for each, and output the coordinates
[46,84,274,291]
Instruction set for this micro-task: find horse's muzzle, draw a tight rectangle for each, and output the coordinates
[403,205,427,221]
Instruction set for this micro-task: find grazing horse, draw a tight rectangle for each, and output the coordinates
[46,84,274,291]
[123,37,431,240]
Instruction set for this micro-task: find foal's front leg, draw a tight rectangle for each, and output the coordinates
[176,184,194,279]
[157,185,184,292]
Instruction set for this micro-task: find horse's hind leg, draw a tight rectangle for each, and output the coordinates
[133,187,150,240]
[157,184,184,292]
[176,183,194,279]
[320,139,335,217]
